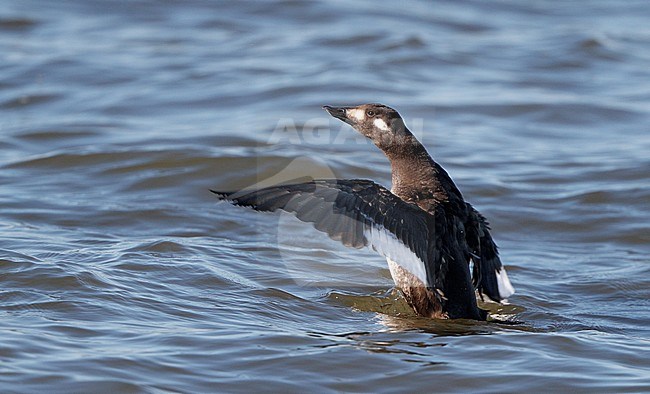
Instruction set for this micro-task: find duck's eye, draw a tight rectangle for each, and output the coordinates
[366,110,375,117]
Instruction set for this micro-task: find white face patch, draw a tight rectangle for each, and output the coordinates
[373,118,389,132]
[346,108,365,122]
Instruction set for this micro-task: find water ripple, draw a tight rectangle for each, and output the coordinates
[1,0,650,391]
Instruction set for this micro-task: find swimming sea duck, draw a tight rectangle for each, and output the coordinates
[212,103,515,320]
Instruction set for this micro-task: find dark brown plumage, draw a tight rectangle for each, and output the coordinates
[212,103,514,320]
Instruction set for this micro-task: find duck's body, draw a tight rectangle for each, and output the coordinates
[212,104,514,320]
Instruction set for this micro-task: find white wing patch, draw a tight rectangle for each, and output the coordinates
[496,267,515,299]
[373,118,390,131]
[347,108,365,122]
[363,224,429,287]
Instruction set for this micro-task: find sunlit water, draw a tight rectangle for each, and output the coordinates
[2,0,649,392]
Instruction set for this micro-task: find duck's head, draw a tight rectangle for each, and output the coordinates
[323,103,412,151]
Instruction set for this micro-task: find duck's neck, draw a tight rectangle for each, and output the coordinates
[382,131,460,204]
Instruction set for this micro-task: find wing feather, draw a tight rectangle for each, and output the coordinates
[211,179,445,289]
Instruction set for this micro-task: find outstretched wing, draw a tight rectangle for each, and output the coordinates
[211,179,447,290]
[466,204,515,302]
